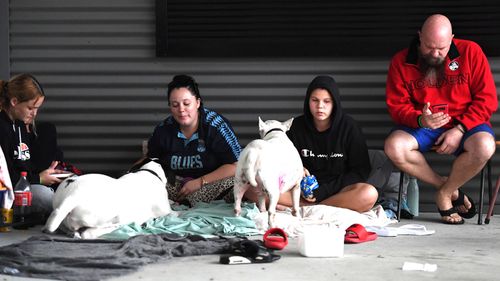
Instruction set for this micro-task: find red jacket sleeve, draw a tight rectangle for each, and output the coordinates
[385,51,421,128]
[455,43,497,130]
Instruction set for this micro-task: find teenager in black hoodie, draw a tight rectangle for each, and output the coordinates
[282,75,378,212]
[1,74,65,224]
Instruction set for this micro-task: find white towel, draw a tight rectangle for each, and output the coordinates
[252,204,395,237]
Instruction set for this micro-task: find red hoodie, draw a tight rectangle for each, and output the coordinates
[386,38,497,130]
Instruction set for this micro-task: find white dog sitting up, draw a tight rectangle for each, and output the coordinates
[43,158,172,239]
[234,117,304,228]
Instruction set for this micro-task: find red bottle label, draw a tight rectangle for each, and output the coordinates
[14,191,32,207]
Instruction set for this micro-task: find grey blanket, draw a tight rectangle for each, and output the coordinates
[0,234,240,281]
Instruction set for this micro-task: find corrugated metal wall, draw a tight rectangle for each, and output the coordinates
[7,0,500,211]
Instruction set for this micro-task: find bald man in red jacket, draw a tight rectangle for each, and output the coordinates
[384,14,497,224]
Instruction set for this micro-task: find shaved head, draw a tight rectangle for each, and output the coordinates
[420,14,453,43]
[417,14,454,82]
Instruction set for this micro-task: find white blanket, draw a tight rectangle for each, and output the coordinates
[252,204,395,237]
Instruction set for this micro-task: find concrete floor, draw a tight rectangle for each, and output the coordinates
[1,212,499,281]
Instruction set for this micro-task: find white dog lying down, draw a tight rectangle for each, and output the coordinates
[43,158,172,239]
[234,117,304,228]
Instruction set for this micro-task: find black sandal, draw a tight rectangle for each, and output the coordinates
[221,240,281,264]
[438,207,465,225]
[452,189,477,219]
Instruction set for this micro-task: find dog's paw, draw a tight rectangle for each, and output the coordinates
[41,226,50,234]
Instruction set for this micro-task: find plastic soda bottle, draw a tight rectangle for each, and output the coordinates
[13,171,32,229]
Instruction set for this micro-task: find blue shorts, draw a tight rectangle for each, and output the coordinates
[394,123,495,155]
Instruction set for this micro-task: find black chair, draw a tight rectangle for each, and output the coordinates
[396,160,495,225]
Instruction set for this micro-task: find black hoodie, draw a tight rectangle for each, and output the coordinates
[286,76,371,201]
[0,110,39,185]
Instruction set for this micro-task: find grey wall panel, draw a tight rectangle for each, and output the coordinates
[0,0,9,79]
[8,0,500,211]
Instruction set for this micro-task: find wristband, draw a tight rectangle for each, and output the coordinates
[417,115,424,128]
[455,125,465,133]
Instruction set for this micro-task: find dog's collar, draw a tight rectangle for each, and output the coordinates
[264,128,284,137]
[129,168,163,182]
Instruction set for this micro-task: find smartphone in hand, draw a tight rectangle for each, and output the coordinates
[431,104,448,114]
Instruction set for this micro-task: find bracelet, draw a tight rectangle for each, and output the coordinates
[200,176,208,187]
[455,125,465,133]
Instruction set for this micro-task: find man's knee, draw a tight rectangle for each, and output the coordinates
[384,132,411,162]
[465,133,495,162]
[384,134,399,159]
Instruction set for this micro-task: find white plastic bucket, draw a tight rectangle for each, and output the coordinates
[298,224,345,258]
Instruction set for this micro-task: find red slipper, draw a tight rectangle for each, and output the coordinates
[263,228,288,250]
[344,224,377,244]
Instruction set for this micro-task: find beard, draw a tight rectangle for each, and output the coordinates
[419,54,445,84]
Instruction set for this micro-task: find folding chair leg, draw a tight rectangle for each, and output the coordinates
[488,160,493,216]
[478,166,485,225]
[397,171,404,221]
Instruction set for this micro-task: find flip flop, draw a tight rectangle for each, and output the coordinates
[222,240,281,264]
[451,189,477,219]
[263,227,288,250]
[438,207,465,225]
[344,224,378,244]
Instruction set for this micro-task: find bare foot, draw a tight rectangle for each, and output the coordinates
[276,204,290,212]
[450,189,472,214]
[435,190,463,224]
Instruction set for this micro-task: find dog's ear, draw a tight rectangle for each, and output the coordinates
[258,116,265,129]
[258,117,267,138]
[283,118,294,131]
[129,157,151,172]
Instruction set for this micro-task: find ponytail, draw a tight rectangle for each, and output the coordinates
[0,80,8,109]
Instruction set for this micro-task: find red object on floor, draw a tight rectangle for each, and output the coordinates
[263,227,288,250]
[344,224,377,244]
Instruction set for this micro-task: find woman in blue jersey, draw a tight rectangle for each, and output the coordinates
[147,75,241,206]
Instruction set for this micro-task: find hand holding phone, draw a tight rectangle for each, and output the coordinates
[431,104,448,114]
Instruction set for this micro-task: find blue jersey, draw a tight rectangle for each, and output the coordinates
[147,108,241,178]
